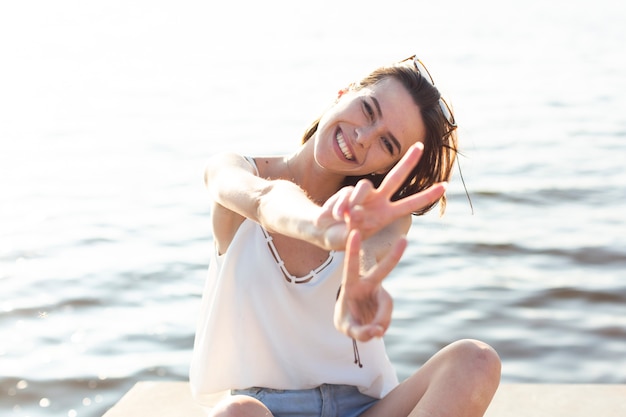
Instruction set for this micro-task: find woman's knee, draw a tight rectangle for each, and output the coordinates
[209,395,272,417]
[447,339,501,384]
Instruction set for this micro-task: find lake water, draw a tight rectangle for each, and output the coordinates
[1,1,625,416]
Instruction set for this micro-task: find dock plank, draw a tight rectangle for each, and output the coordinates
[103,382,626,416]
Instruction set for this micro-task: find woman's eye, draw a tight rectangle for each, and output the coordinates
[363,100,374,120]
[381,137,394,153]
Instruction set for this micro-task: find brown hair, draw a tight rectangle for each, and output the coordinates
[301,60,459,216]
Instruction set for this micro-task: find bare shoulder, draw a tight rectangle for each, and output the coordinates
[204,152,258,254]
[204,153,289,185]
[204,152,256,186]
[204,153,289,254]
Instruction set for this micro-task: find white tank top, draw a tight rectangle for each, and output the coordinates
[189,159,398,407]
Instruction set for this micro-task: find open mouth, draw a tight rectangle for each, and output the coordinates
[337,130,354,161]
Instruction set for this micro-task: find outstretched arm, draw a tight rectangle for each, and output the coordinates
[206,144,446,253]
[333,229,407,342]
[205,152,351,252]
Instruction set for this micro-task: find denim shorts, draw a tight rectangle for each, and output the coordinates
[231,384,379,417]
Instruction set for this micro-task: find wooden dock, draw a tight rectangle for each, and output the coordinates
[102,381,626,416]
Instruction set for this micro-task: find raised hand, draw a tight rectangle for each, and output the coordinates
[314,185,356,250]
[347,143,447,238]
[314,143,446,251]
[333,229,407,342]
[318,143,446,247]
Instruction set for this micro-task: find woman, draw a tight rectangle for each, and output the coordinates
[190,56,501,417]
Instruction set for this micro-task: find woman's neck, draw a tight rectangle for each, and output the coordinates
[284,146,344,205]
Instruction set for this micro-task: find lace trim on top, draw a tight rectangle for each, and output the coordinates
[260,226,334,284]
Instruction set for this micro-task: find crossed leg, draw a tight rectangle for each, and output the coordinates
[363,339,501,417]
[208,339,500,417]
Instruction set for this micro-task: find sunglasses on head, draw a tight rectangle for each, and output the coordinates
[401,55,457,128]
[402,55,475,214]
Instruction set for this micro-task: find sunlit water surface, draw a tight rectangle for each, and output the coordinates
[1,1,625,416]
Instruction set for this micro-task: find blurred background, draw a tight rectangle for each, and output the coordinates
[1,1,625,416]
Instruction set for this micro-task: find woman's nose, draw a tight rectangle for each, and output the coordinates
[355,125,377,147]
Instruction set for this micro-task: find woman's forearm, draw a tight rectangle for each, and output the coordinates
[206,152,337,249]
[255,179,326,246]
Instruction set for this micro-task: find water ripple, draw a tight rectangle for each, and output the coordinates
[459,242,626,266]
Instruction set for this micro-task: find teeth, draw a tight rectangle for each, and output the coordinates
[337,131,354,161]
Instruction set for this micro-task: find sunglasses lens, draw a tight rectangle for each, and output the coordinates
[439,98,456,127]
[413,58,435,85]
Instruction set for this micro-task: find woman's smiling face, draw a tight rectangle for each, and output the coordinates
[314,77,425,176]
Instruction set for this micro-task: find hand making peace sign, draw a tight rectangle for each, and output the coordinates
[317,142,447,251]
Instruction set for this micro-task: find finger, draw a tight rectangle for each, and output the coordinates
[322,191,340,208]
[346,180,374,229]
[349,178,375,208]
[389,182,447,217]
[346,205,365,230]
[348,323,385,342]
[377,143,424,197]
[321,190,342,217]
[345,323,374,342]
[331,186,354,221]
[343,229,362,286]
[369,291,393,336]
[366,236,407,286]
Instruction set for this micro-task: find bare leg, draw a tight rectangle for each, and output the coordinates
[363,339,501,417]
[209,395,273,417]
